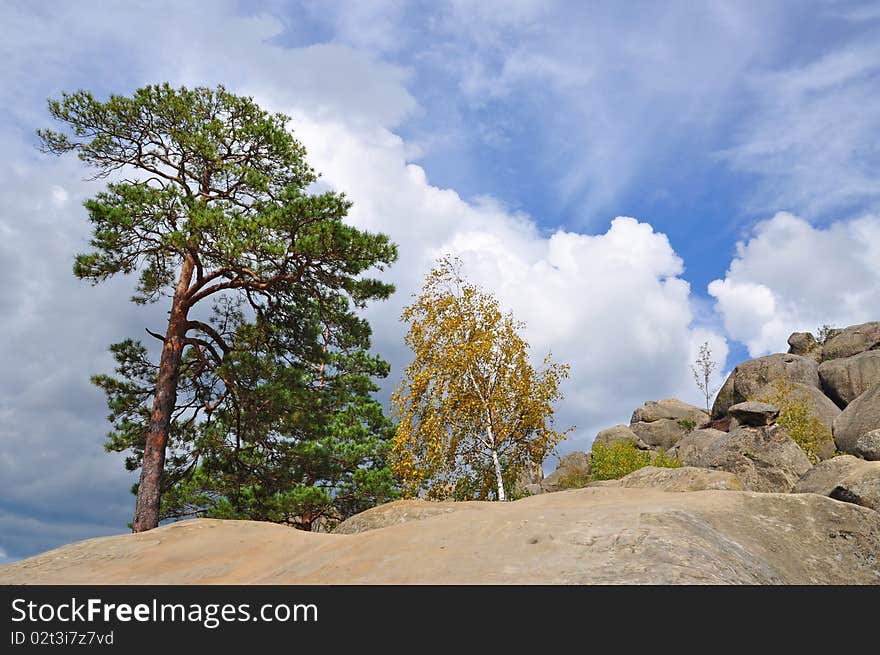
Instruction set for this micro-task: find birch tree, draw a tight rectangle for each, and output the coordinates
[391,257,571,501]
[691,341,719,413]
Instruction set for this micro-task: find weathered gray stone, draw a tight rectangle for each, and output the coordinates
[728,401,780,427]
[820,321,880,361]
[794,455,880,514]
[515,458,545,489]
[818,351,880,408]
[794,455,865,495]
[751,382,839,460]
[631,418,690,450]
[630,398,708,425]
[666,428,726,467]
[599,466,745,492]
[592,424,648,450]
[699,424,812,493]
[855,430,880,461]
[833,383,880,457]
[712,353,820,418]
[788,331,818,356]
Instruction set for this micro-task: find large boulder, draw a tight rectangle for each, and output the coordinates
[751,382,839,460]
[698,424,812,493]
[631,398,708,425]
[758,382,841,432]
[592,424,648,450]
[515,458,545,487]
[855,430,880,461]
[666,428,726,466]
[787,331,819,357]
[712,353,820,418]
[833,383,880,459]
[728,401,780,427]
[596,466,745,492]
[631,419,690,450]
[794,455,880,514]
[818,351,880,408]
[629,399,708,450]
[794,455,866,495]
[820,321,880,361]
[540,451,592,493]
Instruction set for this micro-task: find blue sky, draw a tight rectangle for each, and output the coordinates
[1,0,880,561]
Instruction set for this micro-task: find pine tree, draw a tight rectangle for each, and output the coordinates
[40,84,397,530]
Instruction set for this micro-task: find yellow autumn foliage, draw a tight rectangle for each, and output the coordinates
[752,378,834,464]
[391,256,572,501]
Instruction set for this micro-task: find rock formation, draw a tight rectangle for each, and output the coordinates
[711,353,820,418]
[2,489,879,584]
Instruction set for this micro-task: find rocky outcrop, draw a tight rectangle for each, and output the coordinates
[335,499,474,534]
[794,455,865,494]
[631,399,708,425]
[833,383,880,459]
[794,455,880,514]
[820,322,880,361]
[761,382,841,433]
[514,458,545,493]
[630,419,689,450]
[855,430,880,460]
[697,424,812,493]
[818,351,880,408]
[712,353,820,418]
[666,428,726,466]
[3,491,879,584]
[592,424,647,449]
[788,332,819,357]
[728,401,780,427]
[595,466,744,491]
[629,399,708,450]
[540,451,591,493]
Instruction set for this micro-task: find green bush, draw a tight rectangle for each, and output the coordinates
[676,418,696,433]
[590,441,681,481]
[753,379,833,464]
[556,468,593,489]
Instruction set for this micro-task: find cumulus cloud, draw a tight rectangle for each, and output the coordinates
[709,211,880,356]
[290,115,726,451]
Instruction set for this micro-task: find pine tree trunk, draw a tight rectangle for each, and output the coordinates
[132,255,195,532]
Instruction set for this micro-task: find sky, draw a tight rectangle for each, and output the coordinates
[1,0,880,561]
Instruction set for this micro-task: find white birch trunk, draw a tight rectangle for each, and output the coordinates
[488,424,506,501]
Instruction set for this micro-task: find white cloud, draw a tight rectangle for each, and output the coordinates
[722,41,880,218]
[709,211,880,356]
[290,115,726,451]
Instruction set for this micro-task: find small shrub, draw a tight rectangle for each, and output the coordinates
[650,450,682,469]
[507,485,533,500]
[816,324,840,345]
[590,441,680,481]
[557,468,593,489]
[753,379,833,464]
[676,418,696,433]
